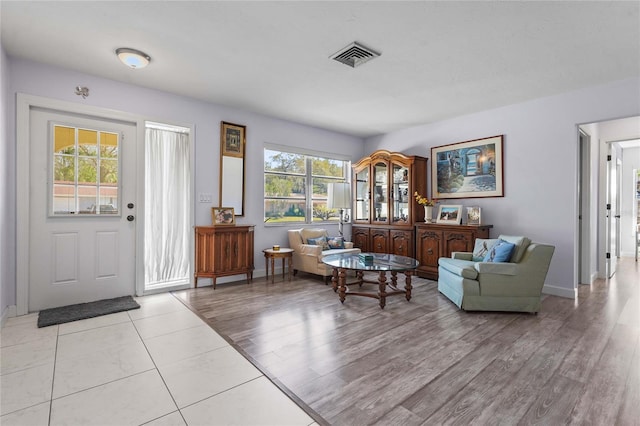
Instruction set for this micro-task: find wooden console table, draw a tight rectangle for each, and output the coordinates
[194,225,255,288]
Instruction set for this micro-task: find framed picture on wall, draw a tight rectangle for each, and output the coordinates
[221,122,245,158]
[432,135,504,199]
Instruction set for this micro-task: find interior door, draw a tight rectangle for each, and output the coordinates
[605,144,618,278]
[28,107,137,311]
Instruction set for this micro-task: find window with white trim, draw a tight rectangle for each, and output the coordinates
[264,146,350,224]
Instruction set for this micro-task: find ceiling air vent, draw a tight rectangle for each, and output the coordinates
[331,42,380,68]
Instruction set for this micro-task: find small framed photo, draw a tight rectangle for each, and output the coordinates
[467,206,482,225]
[212,207,236,225]
[436,205,463,225]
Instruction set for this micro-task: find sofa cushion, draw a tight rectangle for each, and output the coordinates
[497,235,531,263]
[327,236,345,249]
[307,236,329,250]
[483,239,515,263]
[472,238,500,261]
[300,228,328,243]
[438,258,478,280]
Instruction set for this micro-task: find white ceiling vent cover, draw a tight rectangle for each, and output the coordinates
[331,42,380,68]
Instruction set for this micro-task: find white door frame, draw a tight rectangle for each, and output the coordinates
[16,94,146,315]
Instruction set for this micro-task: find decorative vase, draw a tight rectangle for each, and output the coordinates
[424,206,433,223]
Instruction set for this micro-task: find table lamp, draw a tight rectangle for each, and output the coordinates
[327,182,351,238]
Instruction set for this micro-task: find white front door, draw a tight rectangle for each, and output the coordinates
[28,107,137,311]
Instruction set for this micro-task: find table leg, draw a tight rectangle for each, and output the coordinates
[270,257,275,283]
[338,268,347,303]
[282,258,286,280]
[265,256,269,282]
[378,271,387,309]
[391,271,398,289]
[332,267,338,292]
[405,270,413,301]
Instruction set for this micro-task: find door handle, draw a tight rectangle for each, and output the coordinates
[127,215,135,222]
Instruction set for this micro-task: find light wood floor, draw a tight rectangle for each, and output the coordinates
[175,258,640,425]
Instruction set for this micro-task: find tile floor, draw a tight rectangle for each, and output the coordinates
[0,293,317,426]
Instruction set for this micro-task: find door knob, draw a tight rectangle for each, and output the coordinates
[127,215,135,222]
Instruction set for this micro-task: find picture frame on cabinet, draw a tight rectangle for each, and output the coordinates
[212,207,236,225]
[467,206,482,225]
[432,135,504,199]
[436,205,463,225]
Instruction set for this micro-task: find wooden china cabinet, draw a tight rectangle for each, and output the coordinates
[351,150,428,257]
[194,225,255,289]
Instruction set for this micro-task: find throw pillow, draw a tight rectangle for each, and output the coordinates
[497,235,531,263]
[327,236,345,249]
[472,238,500,261]
[482,239,516,263]
[307,236,329,250]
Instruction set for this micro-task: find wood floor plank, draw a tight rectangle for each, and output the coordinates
[174,257,640,425]
[568,323,640,425]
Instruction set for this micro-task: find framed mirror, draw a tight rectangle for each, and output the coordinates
[219,121,246,216]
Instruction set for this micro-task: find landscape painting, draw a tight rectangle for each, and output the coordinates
[431,135,504,199]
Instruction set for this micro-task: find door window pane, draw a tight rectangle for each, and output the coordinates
[51,124,120,215]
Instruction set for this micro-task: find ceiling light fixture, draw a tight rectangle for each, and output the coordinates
[115,47,151,69]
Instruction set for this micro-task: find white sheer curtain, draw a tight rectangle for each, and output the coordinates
[144,126,191,289]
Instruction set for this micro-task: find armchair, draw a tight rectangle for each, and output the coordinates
[437,235,555,313]
[288,228,361,282]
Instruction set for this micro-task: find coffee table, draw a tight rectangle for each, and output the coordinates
[322,253,419,309]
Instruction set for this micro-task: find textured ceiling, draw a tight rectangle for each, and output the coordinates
[2,1,639,138]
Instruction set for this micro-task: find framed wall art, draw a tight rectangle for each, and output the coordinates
[219,121,246,216]
[436,204,463,225]
[212,207,236,225]
[432,135,504,199]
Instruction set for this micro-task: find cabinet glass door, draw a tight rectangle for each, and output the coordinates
[373,162,388,223]
[392,163,410,224]
[354,167,369,222]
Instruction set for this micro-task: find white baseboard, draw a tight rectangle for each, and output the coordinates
[1,305,17,328]
[542,284,576,299]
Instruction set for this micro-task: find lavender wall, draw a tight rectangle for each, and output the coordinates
[365,77,640,297]
[5,57,364,303]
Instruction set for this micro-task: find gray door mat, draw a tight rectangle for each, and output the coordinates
[37,295,140,328]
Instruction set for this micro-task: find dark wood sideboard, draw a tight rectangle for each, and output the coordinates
[415,223,492,280]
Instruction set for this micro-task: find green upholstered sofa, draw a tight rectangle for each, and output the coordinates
[437,236,555,313]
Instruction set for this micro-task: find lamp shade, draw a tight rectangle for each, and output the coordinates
[328,182,351,209]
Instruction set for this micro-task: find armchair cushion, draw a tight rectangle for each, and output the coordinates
[307,236,329,250]
[327,236,345,249]
[498,235,531,263]
[472,238,500,261]
[482,239,516,263]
